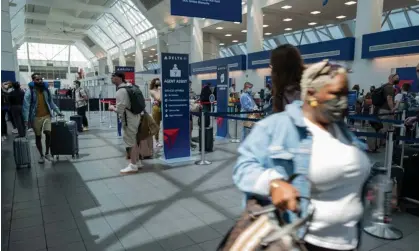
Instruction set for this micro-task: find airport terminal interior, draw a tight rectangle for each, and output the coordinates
[2,0,419,251]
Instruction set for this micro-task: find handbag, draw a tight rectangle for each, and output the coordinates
[217,175,315,251]
[137,112,159,141]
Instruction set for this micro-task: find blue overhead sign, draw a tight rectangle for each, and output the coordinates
[170,0,242,23]
[190,55,246,75]
[362,26,419,59]
[161,53,191,161]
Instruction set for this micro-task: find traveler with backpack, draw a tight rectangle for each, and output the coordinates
[8,81,26,137]
[109,72,146,174]
[371,74,398,145]
[74,80,89,131]
[23,73,63,164]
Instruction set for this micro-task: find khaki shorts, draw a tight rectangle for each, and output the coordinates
[122,113,141,147]
[33,116,51,136]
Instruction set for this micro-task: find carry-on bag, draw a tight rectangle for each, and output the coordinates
[13,137,31,168]
[199,126,214,152]
[394,146,419,201]
[139,136,153,159]
[70,115,83,132]
[51,119,79,159]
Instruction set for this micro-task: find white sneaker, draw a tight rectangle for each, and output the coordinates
[38,156,45,164]
[12,128,18,134]
[27,128,33,132]
[120,163,139,175]
[156,142,163,148]
[44,154,52,161]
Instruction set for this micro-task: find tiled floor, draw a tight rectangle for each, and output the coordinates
[2,114,419,251]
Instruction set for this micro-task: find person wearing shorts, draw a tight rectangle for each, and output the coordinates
[23,73,62,164]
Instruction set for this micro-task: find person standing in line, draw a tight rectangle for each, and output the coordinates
[8,81,26,137]
[23,73,63,164]
[1,82,11,141]
[74,80,89,131]
[109,72,143,174]
[378,74,398,146]
[149,78,162,147]
[239,82,257,116]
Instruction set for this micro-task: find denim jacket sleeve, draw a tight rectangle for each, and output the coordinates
[22,89,32,122]
[47,94,60,114]
[233,121,284,197]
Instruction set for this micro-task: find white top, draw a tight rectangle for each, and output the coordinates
[252,117,371,250]
[394,91,407,103]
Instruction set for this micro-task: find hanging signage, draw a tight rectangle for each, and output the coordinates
[216,65,229,138]
[170,0,242,23]
[348,91,357,115]
[115,66,135,84]
[53,80,61,89]
[161,53,191,160]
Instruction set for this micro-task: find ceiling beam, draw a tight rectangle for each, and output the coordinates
[109,8,136,39]
[24,37,74,45]
[24,12,96,26]
[25,23,87,34]
[26,0,111,14]
[24,31,84,41]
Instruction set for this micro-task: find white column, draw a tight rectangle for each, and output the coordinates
[190,18,203,63]
[1,1,17,81]
[203,33,220,60]
[135,40,144,71]
[167,26,191,54]
[246,0,263,53]
[67,45,71,80]
[157,36,167,66]
[350,0,384,90]
[107,55,114,73]
[26,42,32,74]
[98,58,107,75]
[118,47,126,66]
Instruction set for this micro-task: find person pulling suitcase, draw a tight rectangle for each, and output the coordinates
[74,80,89,131]
[22,73,63,164]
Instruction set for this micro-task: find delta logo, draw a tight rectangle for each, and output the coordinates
[163,128,180,148]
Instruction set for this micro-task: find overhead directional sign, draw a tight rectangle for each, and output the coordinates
[170,0,242,23]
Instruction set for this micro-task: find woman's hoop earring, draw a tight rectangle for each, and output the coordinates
[309,98,318,107]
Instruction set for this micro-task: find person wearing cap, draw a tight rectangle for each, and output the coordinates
[74,80,89,131]
[233,61,371,251]
[109,71,143,174]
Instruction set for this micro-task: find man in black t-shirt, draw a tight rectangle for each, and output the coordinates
[378,74,398,145]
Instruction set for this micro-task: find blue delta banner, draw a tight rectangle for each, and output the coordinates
[170,0,242,23]
[216,65,229,138]
[348,91,357,115]
[161,53,191,160]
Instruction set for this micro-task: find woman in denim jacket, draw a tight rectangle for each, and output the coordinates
[233,61,371,251]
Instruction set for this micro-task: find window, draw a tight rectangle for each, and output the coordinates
[316,27,331,41]
[70,45,89,62]
[285,34,298,45]
[389,10,409,29]
[122,39,135,50]
[17,44,28,59]
[25,43,69,61]
[138,29,157,43]
[239,44,247,54]
[267,39,277,49]
[113,0,154,35]
[90,26,116,50]
[328,25,344,39]
[99,14,132,44]
[407,9,419,26]
[108,46,119,56]
[304,30,319,43]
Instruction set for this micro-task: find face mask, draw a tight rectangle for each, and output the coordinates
[321,96,348,123]
[246,88,252,93]
[393,80,399,85]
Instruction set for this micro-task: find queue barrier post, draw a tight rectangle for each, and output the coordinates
[230,105,241,143]
[108,103,113,129]
[363,129,403,240]
[195,110,212,166]
[88,100,91,119]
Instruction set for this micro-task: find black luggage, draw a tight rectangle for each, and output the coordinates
[393,145,419,201]
[199,127,214,152]
[51,120,79,159]
[70,115,83,132]
[13,137,31,168]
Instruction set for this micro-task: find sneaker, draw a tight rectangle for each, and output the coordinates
[120,163,139,174]
[38,156,45,164]
[156,142,163,148]
[12,128,18,134]
[27,128,33,132]
[83,127,89,132]
[44,154,52,161]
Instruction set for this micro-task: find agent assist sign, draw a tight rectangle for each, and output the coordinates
[170,0,242,23]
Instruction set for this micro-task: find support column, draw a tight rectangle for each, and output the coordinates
[118,47,126,66]
[98,58,107,75]
[246,0,263,53]
[157,36,168,67]
[351,0,384,89]
[107,55,114,73]
[26,42,32,74]
[190,18,203,63]
[1,1,17,81]
[167,26,191,55]
[135,40,144,72]
[67,45,71,80]
[203,34,220,60]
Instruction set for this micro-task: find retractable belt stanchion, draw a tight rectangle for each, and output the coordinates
[108,102,113,129]
[195,110,211,165]
[230,105,241,143]
[88,100,91,119]
[364,129,403,240]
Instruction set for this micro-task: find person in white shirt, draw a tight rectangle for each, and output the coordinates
[394,83,411,112]
[74,80,89,131]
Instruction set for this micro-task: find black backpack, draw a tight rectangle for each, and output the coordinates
[118,85,145,115]
[371,86,386,107]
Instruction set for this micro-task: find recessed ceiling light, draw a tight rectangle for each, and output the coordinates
[281,5,292,9]
[216,27,223,30]
[151,48,156,51]
[263,24,269,28]
[149,55,153,58]
[234,22,240,24]
[225,34,232,36]
[345,1,357,5]
[265,33,272,35]
[232,40,238,43]
[336,15,346,19]
[283,18,292,22]
[285,28,292,31]
[241,30,247,33]
[308,22,317,26]
[219,43,225,46]
[311,11,321,15]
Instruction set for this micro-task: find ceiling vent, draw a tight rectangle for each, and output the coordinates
[139,0,163,10]
[82,36,96,48]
